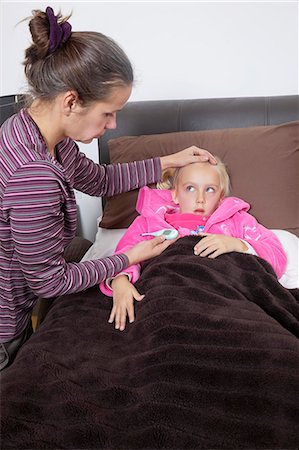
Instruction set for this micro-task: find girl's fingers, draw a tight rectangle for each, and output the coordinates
[114,310,120,329]
[108,307,116,323]
[127,303,135,324]
[132,286,145,302]
[194,242,219,257]
[208,249,223,259]
[119,312,126,331]
[199,247,216,257]
[116,306,126,330]
[194,242,210,255]
[109,296,141,331]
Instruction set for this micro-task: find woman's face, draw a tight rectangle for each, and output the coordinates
[64,85,132,143]
[172,162,223,216]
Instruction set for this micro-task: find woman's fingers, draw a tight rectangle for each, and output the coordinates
[160,146,218,170]
[189,146,218,165]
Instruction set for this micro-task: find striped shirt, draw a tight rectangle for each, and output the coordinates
[0,108,162,342]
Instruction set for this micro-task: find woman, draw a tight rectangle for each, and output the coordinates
[0,6,216,369]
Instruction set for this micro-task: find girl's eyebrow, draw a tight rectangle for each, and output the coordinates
[181,181,219,187]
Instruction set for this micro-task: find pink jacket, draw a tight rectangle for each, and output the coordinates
[100,186,287,296]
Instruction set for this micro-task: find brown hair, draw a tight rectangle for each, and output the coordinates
[23,9,133,106]
[157,156,231,197]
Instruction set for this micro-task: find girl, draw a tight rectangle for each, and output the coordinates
[101,158,287,331]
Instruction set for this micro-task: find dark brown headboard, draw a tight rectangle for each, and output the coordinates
[0,95,25,127]
[98,95,299,164]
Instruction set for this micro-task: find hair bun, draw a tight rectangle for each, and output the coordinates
[46,6,72,55]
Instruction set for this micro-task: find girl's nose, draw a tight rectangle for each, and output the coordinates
[196,191,205,203]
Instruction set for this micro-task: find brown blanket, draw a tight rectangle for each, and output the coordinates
[1,237,299,449]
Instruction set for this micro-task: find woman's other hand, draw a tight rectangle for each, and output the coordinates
[124,235,176,266]
[160,146,217,170]
[109,276,144,331]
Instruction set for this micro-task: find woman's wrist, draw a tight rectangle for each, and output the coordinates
[160,155,172,171]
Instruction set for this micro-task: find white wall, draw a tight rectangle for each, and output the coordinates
[1,1,298,241]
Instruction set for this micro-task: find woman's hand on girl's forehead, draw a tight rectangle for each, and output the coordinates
[189,146,218,165]
[160,146,217,170]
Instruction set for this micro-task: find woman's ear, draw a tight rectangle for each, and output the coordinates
[63,91,79,115]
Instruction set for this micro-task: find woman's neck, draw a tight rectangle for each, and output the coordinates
[28,100,65,156]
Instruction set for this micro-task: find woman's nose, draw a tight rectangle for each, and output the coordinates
[106,113,117,130]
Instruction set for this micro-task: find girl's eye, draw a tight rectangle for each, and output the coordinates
[206,186,215,193]
[105,113,113,117]
[186,185,195,192]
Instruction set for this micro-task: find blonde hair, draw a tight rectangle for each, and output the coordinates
[157,156,230,197]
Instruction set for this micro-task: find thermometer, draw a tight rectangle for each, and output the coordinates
[140,228,179,240]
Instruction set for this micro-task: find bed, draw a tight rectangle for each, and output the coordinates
[1,95,299,449]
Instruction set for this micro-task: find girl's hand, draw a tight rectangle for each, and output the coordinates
[194,233,248,258]
[109,276,144,331]
[160,146,217,170]
[124,235,176,266]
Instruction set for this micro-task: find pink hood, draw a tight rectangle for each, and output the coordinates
[136,186,251,234]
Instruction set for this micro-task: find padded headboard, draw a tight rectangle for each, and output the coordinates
[98,95,299,164]
[0,94,25,127]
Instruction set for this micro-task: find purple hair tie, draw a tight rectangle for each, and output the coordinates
[46,6,72,55]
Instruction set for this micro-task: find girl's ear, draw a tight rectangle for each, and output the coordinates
[171,189,179,204]
[218,190,225,205]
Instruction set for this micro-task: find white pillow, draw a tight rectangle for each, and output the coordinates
[81,225,127,262]
[271,229,299,289]
[81,222,298,289]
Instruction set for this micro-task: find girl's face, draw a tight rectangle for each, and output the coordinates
[172,162,223,216]
[64,85,132,143]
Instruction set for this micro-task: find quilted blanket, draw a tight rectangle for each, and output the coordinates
[1,236,299,449]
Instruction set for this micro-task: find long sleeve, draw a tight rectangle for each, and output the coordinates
[205,197,288,280]
[2,162,129,299]
[59,141,162,197]
[237,211,287,279]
